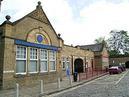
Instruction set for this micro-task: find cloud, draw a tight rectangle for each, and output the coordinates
[44,0,129,45]
[80,0,129,40]
[42,0,80,45]
[1,0,36,22]
[80,1,129,26]
[43,0,73,23]
[1,0,129,45]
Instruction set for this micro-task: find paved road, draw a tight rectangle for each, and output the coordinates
[48,70,129,97]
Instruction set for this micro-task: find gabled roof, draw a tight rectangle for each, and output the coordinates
[13,1,50,25]
[79,43,104,52]
[0,1,63,41]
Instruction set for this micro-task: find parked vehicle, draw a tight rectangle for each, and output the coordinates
[109,66,122,74]
[109,64,126,72]
[118,65,126,71]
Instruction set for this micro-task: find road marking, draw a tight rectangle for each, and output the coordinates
[46,74,109,97]
[46,71,129,97]
[115,70,129,85]
[92,82,115,85]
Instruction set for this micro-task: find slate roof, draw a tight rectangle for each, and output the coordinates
[79,43,103,52]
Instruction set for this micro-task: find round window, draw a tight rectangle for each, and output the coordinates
[37,34,43,43]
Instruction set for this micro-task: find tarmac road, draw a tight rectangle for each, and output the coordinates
[47,70,129,97]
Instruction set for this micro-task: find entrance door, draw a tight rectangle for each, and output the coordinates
[74,58,83,73]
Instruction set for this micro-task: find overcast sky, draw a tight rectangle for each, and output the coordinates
[1,0,129,45]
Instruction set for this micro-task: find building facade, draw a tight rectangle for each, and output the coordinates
[0,2,108,89]
[109,55,129,68]
[61,45,94,77]
[79,43,109,70]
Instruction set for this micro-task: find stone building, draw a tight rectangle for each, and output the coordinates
[79,43,109,70]
[109,55,129,68]
[0,2,108,89]
[61,45,94,77]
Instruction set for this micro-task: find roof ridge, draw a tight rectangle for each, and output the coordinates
[79,43,102,47]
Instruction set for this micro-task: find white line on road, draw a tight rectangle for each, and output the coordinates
[46,74,109,97]
[46,71,129,97]
[92,82,115,85]
[115,70,129,85]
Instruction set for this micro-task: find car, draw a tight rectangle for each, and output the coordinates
[118,65,126,71]
[109,66,122,74]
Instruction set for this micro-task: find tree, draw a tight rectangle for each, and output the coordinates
[108,30,129,54]
[94,37,105,44]
[109,50,119,56]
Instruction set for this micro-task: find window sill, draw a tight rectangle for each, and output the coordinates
[49,70,56,72]
[15,74,26,78]
[39,72,49,75]
[28,72,38,74]
[40,71,48,73]
[62,68,66,71]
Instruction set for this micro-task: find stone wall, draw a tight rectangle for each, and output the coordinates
[61,45,94,76]
[94,57,102,70]
[2,38,15,89]
[61,45,94,57]
[0,27,4,89]
[109,57,129,65]
[94,47,109,70]
[13,17,59,47]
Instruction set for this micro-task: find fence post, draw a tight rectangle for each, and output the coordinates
[97,68,98,75]
[16,83,19,97]
[58,77,60,89]
[79,73,80,81]
[92,69,93,77]
[40,80,44,94]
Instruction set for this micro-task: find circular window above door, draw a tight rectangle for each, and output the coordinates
[37,34,43,43]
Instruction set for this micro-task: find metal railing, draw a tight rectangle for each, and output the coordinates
[78,68,108,81]
[0,69,108,97]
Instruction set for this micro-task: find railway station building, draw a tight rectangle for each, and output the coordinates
[0,1,109,89]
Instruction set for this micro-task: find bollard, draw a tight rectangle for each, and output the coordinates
[58,77,60,89]
[69,76,72,86]
[16,83,19,97]
[40,80,44,94]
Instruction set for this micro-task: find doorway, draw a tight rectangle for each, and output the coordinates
[125,61,129,68]
[74,58,83,73]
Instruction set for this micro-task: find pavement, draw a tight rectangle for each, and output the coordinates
[0,72,108,97]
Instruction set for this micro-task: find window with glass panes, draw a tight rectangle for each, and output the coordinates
[66,58,70,69]
[62,57,66,70]
[16,46,27,74]
[29,48,38,73]
[49,51,56,71]
[40,49,48,72]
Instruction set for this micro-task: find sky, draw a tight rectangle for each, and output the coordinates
[0,0,129,45]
